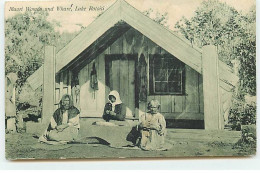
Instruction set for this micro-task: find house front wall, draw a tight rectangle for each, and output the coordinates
[57,28,204,121]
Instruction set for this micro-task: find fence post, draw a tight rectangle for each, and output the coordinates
[42,45,56,123]
[202,45,223,130]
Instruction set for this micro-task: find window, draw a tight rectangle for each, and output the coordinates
[149,54,185,95]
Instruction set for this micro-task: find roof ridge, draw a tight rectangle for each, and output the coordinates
[121,0,202,53]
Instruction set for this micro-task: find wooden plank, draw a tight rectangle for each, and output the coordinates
[198,73,204,113]
[171,96,175,112]
[63,71,68,95]
[223,94,232,113]
[185,65,199,113]
[221,89,233,103]
[220,80,233,92]
[78,65,88,116]
[202,45,222,130]
[78,67,83,86]
[163,112,204,120]
[110,36,123,54]
[148,39,160,54]
[104,49,111,97]
[138,101,146,118]
[160,95,171,113]
[219,60,239,86]
[174,96,183,113]
[122,29,135,54]
[59,72,64,100]
[68,71,72,95]
[154,95,161,112]
[133,31,147,56]
[55,74,60,105]
[111,60,120,92]
[119,60,129,106]
[128,59,135,117]
[42,46,55,123]
[63,71,68,86]
[55,89,60,109]
[147,95,155,102]
[219,86,224,127]
[79,60,99,117]
[26,67,43,90]
[223,107,230,125]
[97,53,106,115]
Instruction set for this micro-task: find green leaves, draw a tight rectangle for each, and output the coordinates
[5,11,81,110]
[175,0,256,96]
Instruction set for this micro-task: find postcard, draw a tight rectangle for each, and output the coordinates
[5,0,256,160]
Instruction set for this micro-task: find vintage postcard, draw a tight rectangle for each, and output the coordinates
[5,0,256,160]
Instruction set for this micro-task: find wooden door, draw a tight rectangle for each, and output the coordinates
[106,55,136,118]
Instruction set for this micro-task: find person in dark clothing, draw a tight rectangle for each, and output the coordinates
[39,94,80,143]
[103,90,126,121]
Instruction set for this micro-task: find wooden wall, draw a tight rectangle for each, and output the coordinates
[77,52,107,117]
[146,66,203,120]
[57,28,204,120]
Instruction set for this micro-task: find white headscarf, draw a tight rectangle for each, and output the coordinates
[108,90,122,111]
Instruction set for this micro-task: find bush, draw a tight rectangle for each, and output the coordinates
[229,97,256,131]
[233,125,256,156]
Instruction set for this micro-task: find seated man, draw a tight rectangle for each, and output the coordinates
[102,90,126,121]
[39,94,80,143]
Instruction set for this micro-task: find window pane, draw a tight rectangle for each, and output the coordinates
[150,54,185,94]
[167,58,176,68]
[169,82,182,93]
[155,81,168,93]
[154,68,167,81]
[168,69,182,82]
[168,57,182,68]
[154,58,168,69]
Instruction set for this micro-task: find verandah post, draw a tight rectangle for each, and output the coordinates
[202,45,223,130]
[42,45,56,123]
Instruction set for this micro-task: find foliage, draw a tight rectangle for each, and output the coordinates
[233,125,256,155]
[143,8,169,28]
[229,97,256,130]
[5,11,59,86]
[5,11,81,114]
[175,0,256,96]
[5,11,58,114]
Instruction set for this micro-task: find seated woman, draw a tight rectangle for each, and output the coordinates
[103,90,126,121]
[138,99,167,151]
[39,94,80,143]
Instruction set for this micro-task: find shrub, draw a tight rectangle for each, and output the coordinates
[233,125,256,156]
[229,97,256,131]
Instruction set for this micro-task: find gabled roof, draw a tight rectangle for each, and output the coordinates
[27,0,238,91]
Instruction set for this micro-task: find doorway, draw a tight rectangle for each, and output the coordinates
[105,54,137,117]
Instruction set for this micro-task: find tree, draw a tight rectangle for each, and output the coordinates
[5,11,81,112]
[143,8,169,28]
[175,0,256,96]
[5,11,59,88]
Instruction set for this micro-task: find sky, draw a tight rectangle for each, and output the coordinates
[5,0,256,33]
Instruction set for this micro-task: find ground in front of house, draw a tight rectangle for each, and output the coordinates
[5,118,255,160]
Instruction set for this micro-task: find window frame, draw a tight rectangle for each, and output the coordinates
[149,54,186,95]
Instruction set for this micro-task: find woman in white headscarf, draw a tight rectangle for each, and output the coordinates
[103,90,126,121]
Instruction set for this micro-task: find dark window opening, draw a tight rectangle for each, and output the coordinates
[149,54,185,95]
